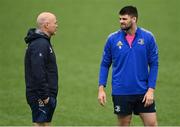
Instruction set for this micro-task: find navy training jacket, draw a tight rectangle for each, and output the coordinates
[24,28,58,101]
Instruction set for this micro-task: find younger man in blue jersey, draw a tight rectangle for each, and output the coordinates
[98,6,158,126]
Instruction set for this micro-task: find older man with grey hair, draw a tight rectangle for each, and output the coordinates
[24,12,59,126]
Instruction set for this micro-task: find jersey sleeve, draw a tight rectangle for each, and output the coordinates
[99,36,112,87]
[147,34,159,89]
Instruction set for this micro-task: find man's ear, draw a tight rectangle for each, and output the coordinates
[132,17,136,23]
[44,22,49,29]
[133,17,137,23]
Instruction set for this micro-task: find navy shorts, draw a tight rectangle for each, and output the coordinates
[28,97,57,123]
[112,94,156,116]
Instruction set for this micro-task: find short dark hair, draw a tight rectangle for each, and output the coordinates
[119,6,138,19]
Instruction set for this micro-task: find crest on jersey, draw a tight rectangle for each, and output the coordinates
[117,41,123,49]
[138,39,144,45]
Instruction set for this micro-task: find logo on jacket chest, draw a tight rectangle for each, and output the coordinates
[137,39,144,45]
[116,41,123,49]
[49,47,53,53]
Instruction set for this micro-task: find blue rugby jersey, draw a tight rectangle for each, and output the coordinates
[99,27,158,95]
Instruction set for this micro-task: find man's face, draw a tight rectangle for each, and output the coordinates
[47,16,58,36]
[119,14,135,31]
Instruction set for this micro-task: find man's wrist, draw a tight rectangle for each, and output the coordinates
[148,88,155,92]
[43,97,50,104]
[99,85,105,91]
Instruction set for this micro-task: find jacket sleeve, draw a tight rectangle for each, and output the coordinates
[99,36,112,87]
[30,40,49,100]
[148,35,159,89]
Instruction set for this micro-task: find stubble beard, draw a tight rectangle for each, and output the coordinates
[121,23,132,32]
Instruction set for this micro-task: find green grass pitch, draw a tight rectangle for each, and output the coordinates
[0,0,180,125]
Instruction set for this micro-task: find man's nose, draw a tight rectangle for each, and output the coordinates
[119,20,123,23]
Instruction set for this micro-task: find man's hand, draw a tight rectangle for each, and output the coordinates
[98,85,106,106]
[43,97,50,104]
[142,88,154,107]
